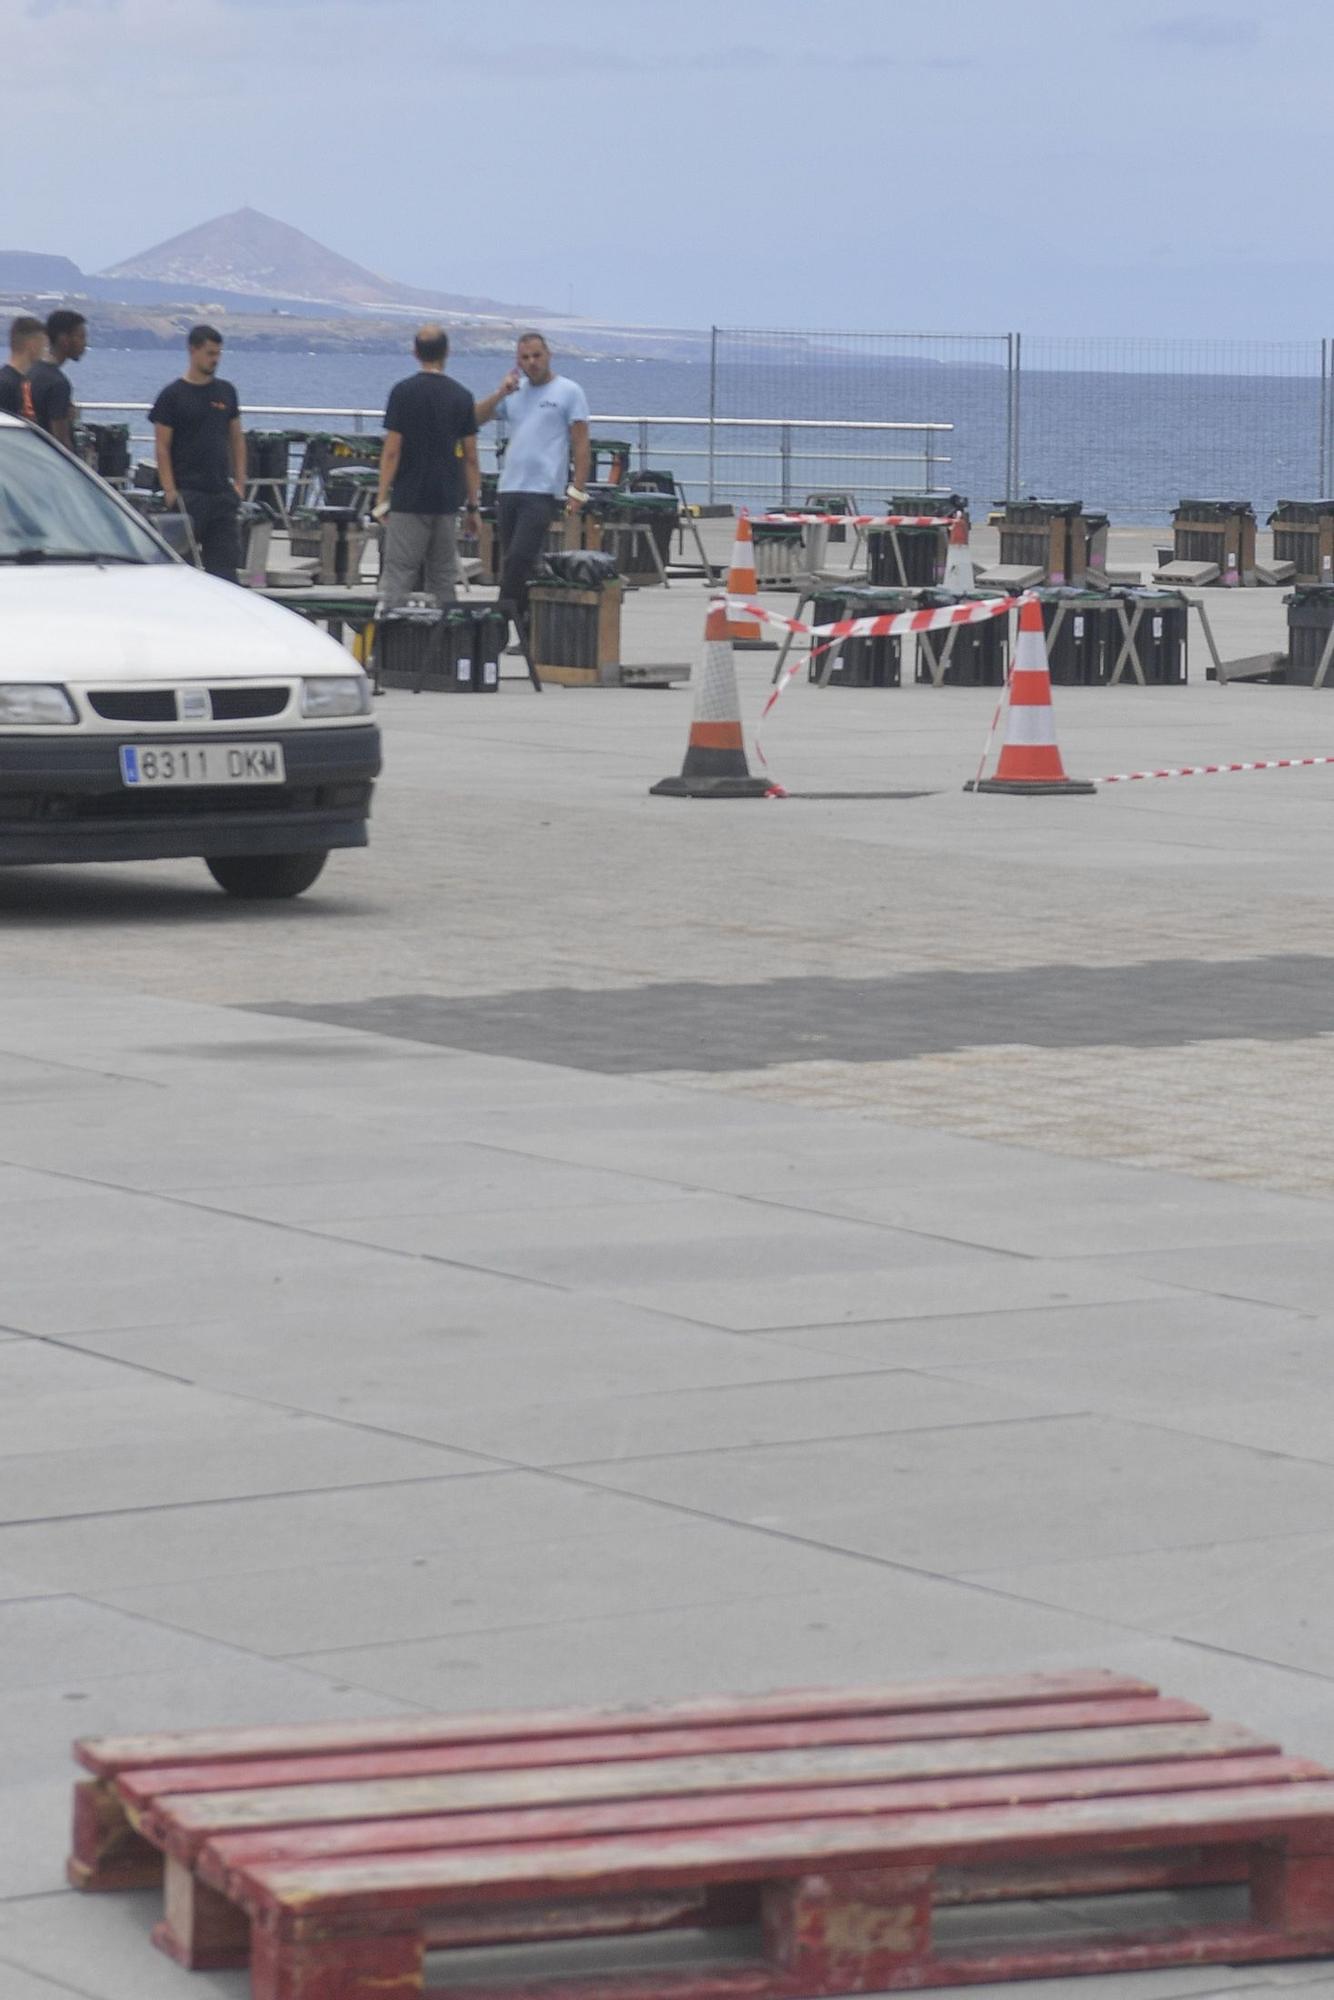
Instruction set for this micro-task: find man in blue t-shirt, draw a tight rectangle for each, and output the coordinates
[476,332,590,633]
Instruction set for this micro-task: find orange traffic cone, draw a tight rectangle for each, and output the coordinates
[941,512,974,594]
[651,597,771,798]
[965,597,1095,796]
[724,511,777,651]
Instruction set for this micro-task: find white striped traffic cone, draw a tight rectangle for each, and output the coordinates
[651,597,771,798]
[724,511,777,651]
[966,596,1094,795]
[942,513,975,594]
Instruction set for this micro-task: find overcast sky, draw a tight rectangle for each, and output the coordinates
[2,0,1325,339]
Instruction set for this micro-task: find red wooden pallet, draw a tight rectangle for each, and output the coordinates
[68,1670,1334,1998]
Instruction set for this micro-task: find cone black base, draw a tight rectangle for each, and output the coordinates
[650,774,772,798]
[965,778,1097,796]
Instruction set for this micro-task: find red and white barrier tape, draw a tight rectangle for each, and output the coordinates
[721,591,1018,793]
[758,512,959,528]
[1095,755,1334,785]
[719,592,1334,799]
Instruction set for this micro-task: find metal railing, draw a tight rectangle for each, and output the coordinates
[78,403,953,509]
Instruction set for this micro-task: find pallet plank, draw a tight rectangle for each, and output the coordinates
[237,1781,1334,1920]
[72,1669,1152,1777]
[112,1694,1205,1810]
[148,1718,1266,1854]
[198,1751,1318,1886]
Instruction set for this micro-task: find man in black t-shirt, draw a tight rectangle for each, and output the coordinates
[27,308,87,446]
[150,324,246,582]
[0,316,44,420]
[373,325,479,607]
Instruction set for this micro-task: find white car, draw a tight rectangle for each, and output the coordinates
[0,414,380,898]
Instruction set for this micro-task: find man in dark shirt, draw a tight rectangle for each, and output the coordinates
[0,317,45,420]
[373,325,480,608]
[27,308,87,446]
[150,324,246,582]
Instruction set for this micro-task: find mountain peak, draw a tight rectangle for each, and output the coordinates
[97,208,547,320]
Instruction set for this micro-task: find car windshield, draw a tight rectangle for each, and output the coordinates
[0,423,170,564]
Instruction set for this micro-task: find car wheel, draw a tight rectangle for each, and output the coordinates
[204,851,329,899]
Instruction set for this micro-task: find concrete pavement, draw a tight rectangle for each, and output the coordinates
[5,543,1334,1996]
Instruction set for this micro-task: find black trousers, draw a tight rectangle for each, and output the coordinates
[181,488,241,583]
[496,491,560,621]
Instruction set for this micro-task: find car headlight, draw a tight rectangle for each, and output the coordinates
[301,675,371,718]
[0,684,77,725]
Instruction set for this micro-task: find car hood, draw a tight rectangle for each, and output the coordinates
[0,562,357,682]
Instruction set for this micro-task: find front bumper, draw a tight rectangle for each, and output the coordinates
[0,723,381,865]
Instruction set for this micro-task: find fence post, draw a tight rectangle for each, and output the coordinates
[779,423,792,507]
[1012,330,1024,498]
[1322,340,1330,497]
[708,326,718,504]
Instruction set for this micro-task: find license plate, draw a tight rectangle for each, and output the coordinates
[119,742,286,788]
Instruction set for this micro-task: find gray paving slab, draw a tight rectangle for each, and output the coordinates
[0,1596,278,1697]
[0,1414,478,1526]
[169,1149,699,1223]
[592,1258,1180,1333]
[0,1893,249,1999]
[966,1531,1334,1682]
[0,1469,674,1593]
[283,1570,1119,1712]
[807,1168,1334,1259]
[1089,1240,1334,1315]
[89,1510,887,1658]
[744,1291,1306,1370]
[565,1417,1334,1573]
[931,1318,1334,1463]
[306,1190,1011,1289]
[45,1294,850,1415]
[0,1339,329,1457]
[355,1366,1082,1467]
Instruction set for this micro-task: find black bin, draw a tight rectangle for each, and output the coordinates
[1038,590,1124,685]
[890,491,968,521]
[1269,500,1334,587]
[809,589,915,686]
[245,431,292,507]
[378,605,506,693]
[867,524,940,588]
[915,590,1008,687]
[1286,586,1334,685]
[1118,589,1187,685]
[80,423,130,480]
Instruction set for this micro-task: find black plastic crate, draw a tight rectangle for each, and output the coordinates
[914,591,1008,687]
[809,589,915,686]
[78,423,130,480]
[867,524,942,588]
[1286,586,1334,684]
[1038,590,1124,685]
[377,606,505,693]
[1118,589,1187,684]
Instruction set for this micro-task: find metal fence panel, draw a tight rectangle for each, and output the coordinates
[709,327,1013,510]
[1015,336,1328,523]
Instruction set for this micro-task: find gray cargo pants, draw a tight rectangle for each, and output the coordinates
[379,510,461,608]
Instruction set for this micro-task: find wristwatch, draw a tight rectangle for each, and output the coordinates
[566,484,588,503]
